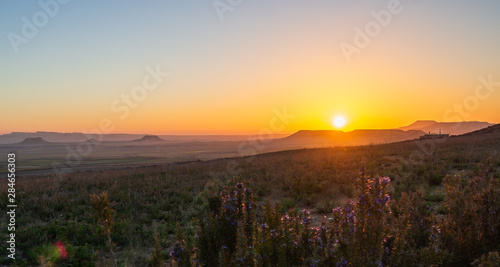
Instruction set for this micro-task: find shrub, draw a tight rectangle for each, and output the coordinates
[167,166,498,266]
[194,181,254,266]
[441,173,500,265]
[472,251,500,267]
[169,171,403,266]
[425,190,445,202]
[280,197,296,213]
[329,169,392,266]
[90,192,117,267]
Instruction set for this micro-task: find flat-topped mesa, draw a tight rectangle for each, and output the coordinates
[132,135,165,142]
[281,129,426,147]
[18,137,50,144]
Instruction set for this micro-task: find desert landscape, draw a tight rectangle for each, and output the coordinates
[0,122,499,266]
[1,1,499,266]
[0,121,491,177]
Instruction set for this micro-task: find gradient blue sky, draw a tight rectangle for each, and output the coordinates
[1,1,500,134]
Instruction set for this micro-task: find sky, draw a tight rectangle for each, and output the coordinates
[1,0,500,135]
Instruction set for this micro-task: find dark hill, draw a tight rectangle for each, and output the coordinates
[399,120,437,130]
[132,135,165,142]
[459,124,500,137]
[274,129,425,150]
[18,137,50,145]
[399,120,493,135]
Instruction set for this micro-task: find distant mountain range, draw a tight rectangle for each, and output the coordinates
[268,120,495,150]
[460,123,500,137]
[0,121,494,145]
[0,132,285,144]
[9,135,167,145]
[398,120,493,135]
[274,129,425,148]
[0,132,145,144]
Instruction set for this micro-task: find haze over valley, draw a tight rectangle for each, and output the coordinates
[0,120,494,176]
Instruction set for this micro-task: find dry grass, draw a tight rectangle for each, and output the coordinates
[0,134,498,265]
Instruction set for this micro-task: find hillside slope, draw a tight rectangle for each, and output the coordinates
[399,120,493,135]
[269,129,425,150]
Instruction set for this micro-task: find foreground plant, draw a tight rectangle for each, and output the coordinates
[150,227,164,267]
[168,164,500,266]
[441,170,500,265]
[90,192,117,267]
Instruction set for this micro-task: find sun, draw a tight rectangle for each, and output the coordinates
[332,116,346,129]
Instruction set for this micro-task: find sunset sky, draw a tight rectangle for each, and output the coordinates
[1,1,500,135]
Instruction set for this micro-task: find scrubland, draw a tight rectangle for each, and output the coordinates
[1,134,499,266]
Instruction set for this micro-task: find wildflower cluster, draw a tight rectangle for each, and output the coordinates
[169,166,500,266]
[194,181,255,266]
[329,171,392,266]
[168,226,196,266]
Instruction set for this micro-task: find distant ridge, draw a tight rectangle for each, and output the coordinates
[399,120,437,130]
[0,132,149,144]
[0,132,279,144]
[132,135,165,142]
[285,130,345,140]
[18,137,50,145]
[459,124,500,137]
[399,120,493,135]
[278,129,425,148]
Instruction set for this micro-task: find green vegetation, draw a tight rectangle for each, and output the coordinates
[0,136,499,266]
[168,164,499,266]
